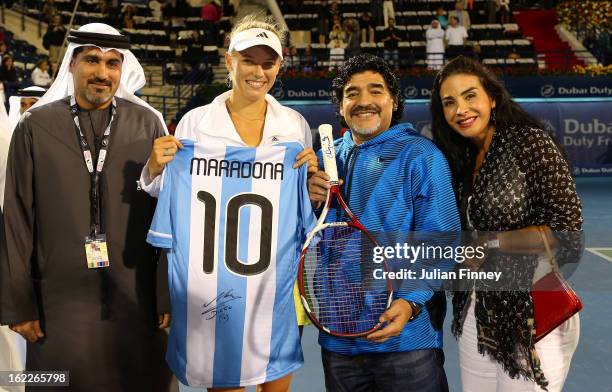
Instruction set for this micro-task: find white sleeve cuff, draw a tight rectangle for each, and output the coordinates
[137,161,162,198]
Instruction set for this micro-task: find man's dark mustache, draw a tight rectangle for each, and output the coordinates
[351,105,381,115]
[88,78,111,86]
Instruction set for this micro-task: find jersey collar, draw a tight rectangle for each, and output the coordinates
[198,90,292,146]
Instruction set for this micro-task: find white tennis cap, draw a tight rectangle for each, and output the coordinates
[228,28,283,59]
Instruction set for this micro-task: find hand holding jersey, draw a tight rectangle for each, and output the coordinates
[148,134,184,179]
[143,16,317,391]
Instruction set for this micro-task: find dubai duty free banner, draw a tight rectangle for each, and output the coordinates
[521,100,612,177]
[287,99,612,176]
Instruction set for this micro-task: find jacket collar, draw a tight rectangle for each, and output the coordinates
[342,122,419,149]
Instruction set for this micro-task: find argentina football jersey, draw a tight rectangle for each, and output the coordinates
[147,139,316,388]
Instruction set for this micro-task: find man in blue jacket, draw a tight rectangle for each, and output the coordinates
[308,54,460,391]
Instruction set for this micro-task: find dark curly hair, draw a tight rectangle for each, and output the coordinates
[332,54,404,128]
[430,56,564,183]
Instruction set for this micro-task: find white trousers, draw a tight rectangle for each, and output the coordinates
[458,299,580,392]
[383,1,395,27]
[0,326,26,392]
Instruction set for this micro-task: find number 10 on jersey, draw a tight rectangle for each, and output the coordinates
[197,190,274,277]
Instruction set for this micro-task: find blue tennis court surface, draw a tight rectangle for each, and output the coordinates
[292,177,612,392]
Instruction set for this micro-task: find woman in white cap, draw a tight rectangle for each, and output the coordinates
[141,14,317,392]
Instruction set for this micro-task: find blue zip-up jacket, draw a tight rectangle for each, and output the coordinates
[317,122,460,355]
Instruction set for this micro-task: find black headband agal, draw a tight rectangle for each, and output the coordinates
[16,89,46,98]
[68,30,131,49]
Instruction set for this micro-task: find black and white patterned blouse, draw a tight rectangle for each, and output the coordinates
[451,125,583,389]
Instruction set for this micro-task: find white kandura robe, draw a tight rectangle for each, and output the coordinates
[426,27,446,70]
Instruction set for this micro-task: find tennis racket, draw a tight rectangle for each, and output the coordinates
[298,124,393,338]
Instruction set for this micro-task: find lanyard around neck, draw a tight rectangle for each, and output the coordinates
[70,95,116,174]
[70,95,117,235]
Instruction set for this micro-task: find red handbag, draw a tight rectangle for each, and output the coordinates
[531,228,582,342]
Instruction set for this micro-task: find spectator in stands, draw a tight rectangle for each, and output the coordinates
[426,20,445,70]
[285,46,300,70]
[201,0,222,45]
[0,55,19,96]
[330,0,340,21]
[96,0,110,14]
[381,18,401,67]
[488,0,499,23]
[31,59,53,88]
[317,0,331,44]
[0,42,8,63]
[42,14,67,63]
[436,7,449,29]
[445,16,468,60]
[371,0,384,27]
[182,30,214,85]
[332,15,342,30]
[0,55,17,81]
[498,0,510,24]
[383,0,395,28]
[122,5,137,29]
[183,30,205,68]
[161,0,176,26]
[42,0,58,23]
[345,19,362,58]
[329,22,347,49]
[7,86,46,134]
[449,1,471,31]
[470,43,483,61]
[170,11,186,29]
[302,45,317,72]
[50,60,59,79]
[149,0,164,20]
[359,12,375,44]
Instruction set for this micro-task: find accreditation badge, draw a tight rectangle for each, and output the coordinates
[84,234,110,268]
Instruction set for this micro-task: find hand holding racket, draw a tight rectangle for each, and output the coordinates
[298,124,394,338]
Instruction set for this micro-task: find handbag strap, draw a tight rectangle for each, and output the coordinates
[538,227,559,273]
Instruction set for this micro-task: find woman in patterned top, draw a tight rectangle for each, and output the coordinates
[430,56,583,392]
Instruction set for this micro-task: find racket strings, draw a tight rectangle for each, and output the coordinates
[302,225,390,336]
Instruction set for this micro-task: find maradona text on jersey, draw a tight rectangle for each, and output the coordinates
[190,157,284,180]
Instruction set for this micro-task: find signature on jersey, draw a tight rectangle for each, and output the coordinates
[202,289,242,322]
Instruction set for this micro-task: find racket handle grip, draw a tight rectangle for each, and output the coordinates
[318,124,339,184]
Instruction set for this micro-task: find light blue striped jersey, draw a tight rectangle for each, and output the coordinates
[147,139,316,388]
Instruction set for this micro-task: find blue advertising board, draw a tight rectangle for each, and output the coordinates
[284,99,612,176]
[273,76,612,100]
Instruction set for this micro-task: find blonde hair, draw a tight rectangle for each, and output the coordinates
[229,14,287,50]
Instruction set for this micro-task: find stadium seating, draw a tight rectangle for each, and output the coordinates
[279,0,536,69]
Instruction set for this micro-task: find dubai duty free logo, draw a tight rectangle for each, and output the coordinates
[403,86,419,99]
[540,84,555,98]
[271,87,285,99]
